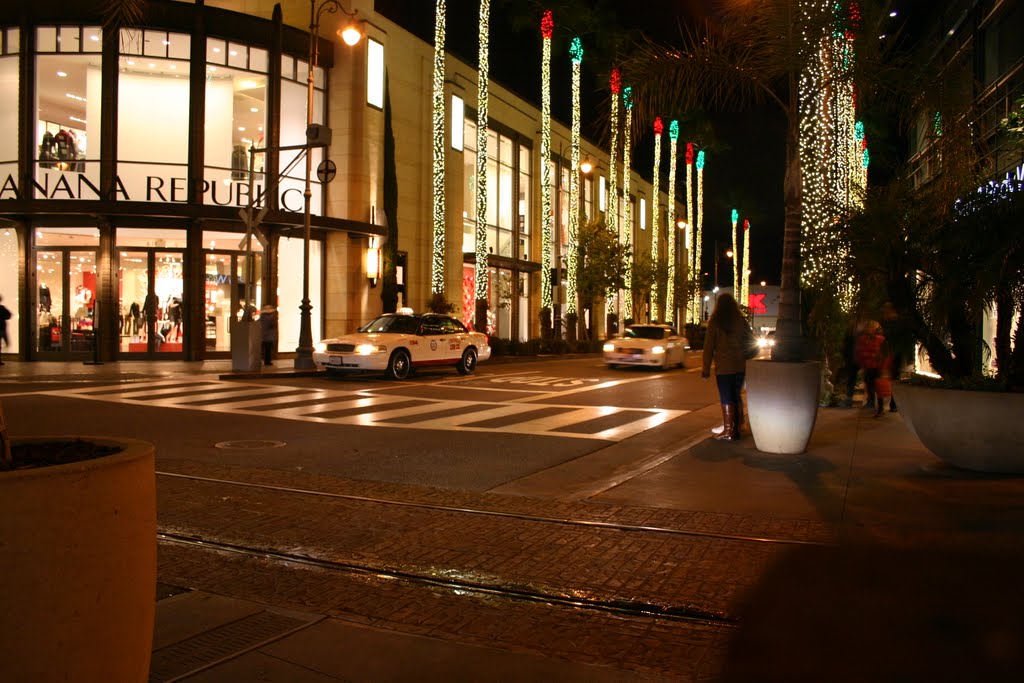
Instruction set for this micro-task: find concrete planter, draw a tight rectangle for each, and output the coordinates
[746,360,821,454]
[0,437,156,682]
[894,383,1024,474]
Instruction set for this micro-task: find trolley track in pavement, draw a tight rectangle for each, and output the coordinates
[157,470,835,547]
[158,531,742,627]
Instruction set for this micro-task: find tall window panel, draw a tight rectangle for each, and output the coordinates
[118,29,191,202]
[34,26,103,200]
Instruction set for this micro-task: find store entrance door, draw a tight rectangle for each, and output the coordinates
[34,248,98,360]
[118,250,185,357]
[203,251,261,354]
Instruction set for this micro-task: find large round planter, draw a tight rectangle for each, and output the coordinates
[745,360,822,454]
[894,383,1024,474]
[0,437,157,682]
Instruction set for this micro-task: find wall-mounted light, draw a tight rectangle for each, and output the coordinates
[579,158,593,174]
[366,236,381,287]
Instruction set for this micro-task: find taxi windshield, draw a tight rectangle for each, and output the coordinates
[358,314,421,334]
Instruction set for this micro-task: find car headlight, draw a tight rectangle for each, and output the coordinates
[757,337,768,348]
[602,342,615,352]
[651,345,665,354]
[355,343,386,355]
[314,342,327,353]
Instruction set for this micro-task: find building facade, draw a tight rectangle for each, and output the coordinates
[0,0,679,363]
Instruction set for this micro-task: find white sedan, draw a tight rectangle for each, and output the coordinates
[313,312,491,380]
[603,324,689,370]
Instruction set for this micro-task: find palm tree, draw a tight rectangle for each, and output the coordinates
[99,0,145,32]
[620,0,890,361]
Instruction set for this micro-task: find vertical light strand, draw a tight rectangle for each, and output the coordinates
[608,69,621,317]
[430,0,447,294]
[540,10,553,310]
[666,120,679,325]
[695,149,704,321]
[731,208,739,297]
[474,0,491,305]
[684,142,694,323]
[566,36,583,316]
[650,117,663,322]
[621,86,634,321]
[741,219,750,309]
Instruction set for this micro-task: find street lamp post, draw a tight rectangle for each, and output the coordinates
[295,0,361,369]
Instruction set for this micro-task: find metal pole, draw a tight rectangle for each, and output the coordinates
[295,0,318,369]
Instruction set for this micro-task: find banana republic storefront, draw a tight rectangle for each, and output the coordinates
[0,2,382,362]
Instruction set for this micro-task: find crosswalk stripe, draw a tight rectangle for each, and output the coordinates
[47,381,686,441]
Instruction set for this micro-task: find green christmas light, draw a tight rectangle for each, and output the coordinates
[567,35,582,315]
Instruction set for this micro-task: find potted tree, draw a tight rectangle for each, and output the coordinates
[622,0,877,452]
[834,59,1024,472]
[0,407,157,680]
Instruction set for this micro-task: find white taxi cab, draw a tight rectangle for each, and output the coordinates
[313,312,491,380]
[603,324,688,370]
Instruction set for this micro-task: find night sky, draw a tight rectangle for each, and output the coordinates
[372,0,924,286]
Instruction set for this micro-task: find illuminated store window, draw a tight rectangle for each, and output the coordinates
[0,28,19,188]
[118,29,191,203]
[0,226,17,353]
[279,56,325,216]
[35,228,100,357]
[518,145,531,261]
[204,38,268,208]
[34,26,103,199]
[461,118,477,253]
[367,38,383,109]
[203,230,264,353]
[640,197,647,230]
[451,94,464,151]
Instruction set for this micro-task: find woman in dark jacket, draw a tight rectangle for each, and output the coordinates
[702,293,755,440]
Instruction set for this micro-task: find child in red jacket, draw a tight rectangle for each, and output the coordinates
[855,321,886,412]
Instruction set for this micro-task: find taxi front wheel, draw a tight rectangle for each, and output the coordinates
[387,349,411,380]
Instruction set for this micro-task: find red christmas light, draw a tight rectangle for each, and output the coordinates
[653,117,663,135]
[686,142,694,165]
[849,2,861,29]
[610,68,621,94]
[744,219,750,231]
[541,10,553,39]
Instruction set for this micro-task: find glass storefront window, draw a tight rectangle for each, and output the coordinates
[34,228,99,357]
[203,230,263,353]
[277,235,321,352]
[204,39,268,208]
[34,26,103,200]
[118,29,191,203]
[279,58,325,216]
[0,29,19,188]
[462,119,477,253]
[0,227,18,354]
[518,145,531,261]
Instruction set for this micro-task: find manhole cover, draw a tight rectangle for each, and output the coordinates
[214,440,287,450]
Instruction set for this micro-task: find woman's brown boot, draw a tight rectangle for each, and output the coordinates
[715,405,735,440]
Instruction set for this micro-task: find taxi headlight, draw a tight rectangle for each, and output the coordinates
[651,345,665,354]
[314,342,327,353]
[602,342,615,352]
[355,343,385,355]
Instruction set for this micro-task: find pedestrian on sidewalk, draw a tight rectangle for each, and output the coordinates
[702,293,756,441]
[838,317,863,407]
[260,304,278,366]
[855,320,886,412]
[0,294,10,364]
[881,301,911,412]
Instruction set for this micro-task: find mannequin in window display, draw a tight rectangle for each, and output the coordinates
[39,131,57,169]
[166,296,183,342]
[39,283,52,313]
[129,301,142,336]
[143,292,159,342]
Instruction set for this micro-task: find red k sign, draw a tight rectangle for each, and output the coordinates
[749,293,767,314]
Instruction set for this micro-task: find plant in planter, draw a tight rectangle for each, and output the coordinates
[0,407,157,680]
[834,66,1024,471]
[621,0,895,452]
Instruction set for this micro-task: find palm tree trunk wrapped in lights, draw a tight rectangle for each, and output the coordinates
[695,149,705,321]
[685,142,694,323]
[473,0,490,333]
[742,219,751,307]
[731,208,739,297]
[608,68,621,321]
[566,36,583,320]
[666,120,679,325]
[622,86,634,321]
[650,117,663,322]
[540,10,554,312]
[430,0,447,294]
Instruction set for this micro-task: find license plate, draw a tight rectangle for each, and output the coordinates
[328,356,342,365]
